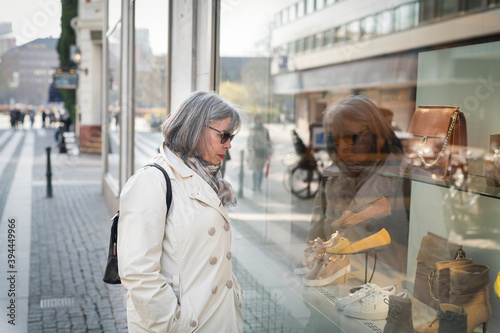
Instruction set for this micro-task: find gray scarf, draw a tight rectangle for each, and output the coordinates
[179,154,237,207]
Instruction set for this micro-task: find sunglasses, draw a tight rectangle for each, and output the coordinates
[208,126,236,144]
[336,130,370,145]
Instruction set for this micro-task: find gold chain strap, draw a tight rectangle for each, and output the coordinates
[428,269,439,301]
[418,112,458,168]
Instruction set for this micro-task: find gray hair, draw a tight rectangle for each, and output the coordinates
[323,95,400,154]
[162,91,242,156]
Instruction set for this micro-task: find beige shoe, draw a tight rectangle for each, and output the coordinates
[303,254,350,287]
[325,228,391,254]
[331,197,391,228]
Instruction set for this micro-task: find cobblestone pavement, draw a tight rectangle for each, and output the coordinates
[27,128,128,333]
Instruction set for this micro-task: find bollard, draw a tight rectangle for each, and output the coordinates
[46,147,53,198]
[238,150,244,198]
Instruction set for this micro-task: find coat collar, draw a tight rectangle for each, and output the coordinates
[160,143,230,222]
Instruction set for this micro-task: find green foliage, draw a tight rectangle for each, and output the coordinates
[56,0,78,121]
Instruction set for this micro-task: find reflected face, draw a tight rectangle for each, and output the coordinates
[335,119,374,166]
[199,117,234,165]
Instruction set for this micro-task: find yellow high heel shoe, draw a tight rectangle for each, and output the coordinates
[325,228,391,254]
[495,272,500,298]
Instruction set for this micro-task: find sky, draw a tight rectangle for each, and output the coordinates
[1,0,62,46]
[2,0,292,56]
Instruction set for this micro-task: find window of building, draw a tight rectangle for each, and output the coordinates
[314,32,324,49]
[324,28,334,47]
[461,0,484,12]
[282,7,289,25]
[306,0,315,14]
[316,0,325,10]
[295,38,304,53]
[304,35,314,52]
[346,20,360,42]
[435,0,458,18]
[395,2,418,31]
[288,41,296,55]
[375,9,395,36]
[297,0,305,18]
[360,15,376,40]
[334,25,346,44]
[289,4,297,22]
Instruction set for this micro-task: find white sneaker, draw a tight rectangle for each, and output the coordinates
[343,284,397,320]
[335,283,374,310]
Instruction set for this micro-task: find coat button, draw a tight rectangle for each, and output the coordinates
[175,310,181,319]
[190,320,197,327]
[224,222,230,231]
[208,227,216,236]
[210,256,218,265]
[212,285,218,294]
[226,280,233,289]
[226,251,232,260]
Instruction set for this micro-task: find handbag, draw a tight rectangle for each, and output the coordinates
[413,231,466,309]
[103,163,172,284]
[401,105,468,182]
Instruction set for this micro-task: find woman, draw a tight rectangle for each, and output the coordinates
[307,95,409,272]
[247,113,272,192]
[118,91,244,332]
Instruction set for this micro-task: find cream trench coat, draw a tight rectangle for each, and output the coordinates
[118,145,244,333]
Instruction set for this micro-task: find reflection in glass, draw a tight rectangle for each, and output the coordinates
[133,0,169,172]
[106,0,122,184]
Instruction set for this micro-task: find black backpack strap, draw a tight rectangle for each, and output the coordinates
[147,162,172,212]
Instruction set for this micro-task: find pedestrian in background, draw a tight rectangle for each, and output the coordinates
[247,113,272,192]
[118,91,244,332]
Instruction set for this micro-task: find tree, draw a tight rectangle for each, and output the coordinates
[57,0,78,122]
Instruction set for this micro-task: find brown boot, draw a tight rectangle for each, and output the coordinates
[449,264,491,333]
[435,258,473,303]
[415,303,467,333]
[415,264,491,333]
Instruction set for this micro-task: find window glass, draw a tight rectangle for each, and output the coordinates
[297,1,305,18]
[395,3,416,31]
[219,2,500,332]
[324,28,334,47]
[376,9,394,35]
[314,32,324,49]
[133,0,169,172]
[360,15,376,40]
[334,25,346,44]
[435,0,457,18]
[106,0,121,183]
[289,4,297,22]
[306,0,315,14]
[346,20,360,42]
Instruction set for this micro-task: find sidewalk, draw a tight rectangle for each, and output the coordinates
[0,127,127,333]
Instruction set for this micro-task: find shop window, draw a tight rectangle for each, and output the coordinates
[133,0,169,172]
